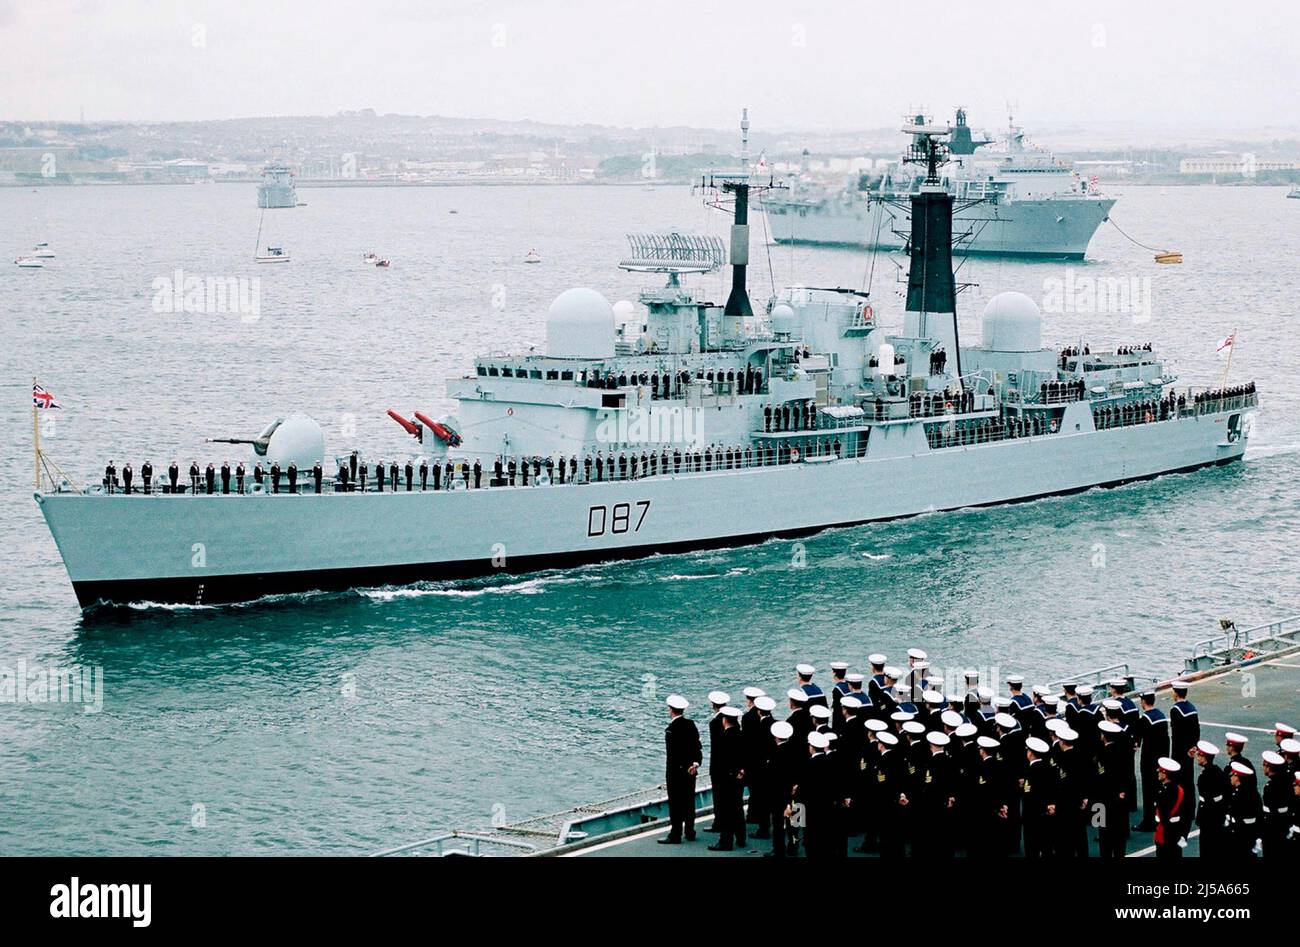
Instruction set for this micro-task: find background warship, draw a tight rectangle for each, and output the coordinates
[766,109,1115,258]
[34,113,1255,609]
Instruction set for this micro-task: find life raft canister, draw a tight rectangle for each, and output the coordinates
[861,304,874,321]
[1049,419,1059,433]
[791,447,800,462]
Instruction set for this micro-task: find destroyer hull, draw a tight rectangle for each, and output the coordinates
[39,408,1245,609]
[767,197,1116,258]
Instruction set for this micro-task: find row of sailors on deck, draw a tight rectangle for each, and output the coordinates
[927,348,949,376]
[1196,383,1256,406]
[102,439,853,496]
[763,401,817,432]
[663,655,1300,858]
[582,366,766,399]
[1040,378,1087,403]
[926,412,1058,448]
[1118,343,1154,355]
[1094,399,1169,429]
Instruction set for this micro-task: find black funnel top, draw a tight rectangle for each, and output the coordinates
[905,188,956,316]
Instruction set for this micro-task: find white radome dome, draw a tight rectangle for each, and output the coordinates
[263,415,326,469]
[981,291,1043,352]
[612,299,637,325]
[770,302,797,336]
[546,287,616,359]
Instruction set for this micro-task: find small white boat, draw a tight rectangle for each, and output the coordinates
[374,258,391,268]
[524,248,541,264]
[32,242,54,259]
[15,256,44,268]
[255,246,290,264]
[362,252,379,265]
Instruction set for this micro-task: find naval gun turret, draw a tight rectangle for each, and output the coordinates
[207,415,325,469]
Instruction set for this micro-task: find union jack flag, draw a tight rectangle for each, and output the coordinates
[1216,332,1236,359]
[33,383,61,410]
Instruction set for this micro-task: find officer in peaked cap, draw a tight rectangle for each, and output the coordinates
[1135,691,1169,832]
[1194,740,1229,858]
[1226,760,1262,856]
[661,695,701,845]
[708,706,747,851]
[1225,732,1255,791]
[1261,750,1291,857]
[1276,722,1298,752]
[1022,736,1056,858]
[916,731,956,857]
[873,730,907,857]
[796,663,827,708]
[1052,726,1089,857]
[1154,758,1187,858]
[703,691,730,833]
[971,735,1008,856]
[1168,680,1201,825]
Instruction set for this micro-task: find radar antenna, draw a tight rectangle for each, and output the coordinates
[619,231,726,286]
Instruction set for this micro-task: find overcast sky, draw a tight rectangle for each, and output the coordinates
[2,0,1296,131]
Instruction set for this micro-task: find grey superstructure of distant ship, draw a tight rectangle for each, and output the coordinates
[257,162,297,209]
[766,110,1116,258]
[35,111,1255,609]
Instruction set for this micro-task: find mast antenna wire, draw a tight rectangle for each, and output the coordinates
[757,192,778,298]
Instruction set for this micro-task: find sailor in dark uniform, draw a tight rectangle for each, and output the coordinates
[1022,736,1056,858]
[235,462,245,494]
[1066,684,1101,760]
[287,463,298,494]
[765,719,797,857]
[971,735,1008,857]
[1261,750,1292,857]
[1226,760,1262,856]
[874,731,907,856]
[139,460,153,494]
[1052,726,1089,857]
[785,688,812,748]
[1225,732,1254,788]
[740,688,771,837]
[1135,691,1169,832]
[1168,680,1200,825]
[168,460,179,494]
[709,706,747,851]
[793,731,834,858]
[919,731,957,857]
[1007,674,1033,713]
[1096,721,1131,856]
[1195,740,1229,858]
[188,461,200,493]
[874,666,900,720]
[795,663,826,708]
[418,460,428,490]
[1153,758,1188,858]
[829,661,851,716]
[660,695,701,845]
[120,463,133,495]
[206,463,217,494]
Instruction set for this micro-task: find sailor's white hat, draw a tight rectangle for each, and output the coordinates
[1226,732,1249,746]
[902,721,926,735]
[1033,685,1053,697]
[755,695,776,712]
[977,736,1001,750]
[742,686,766,699]
[993,697,1013,709]
[911,660,930,672]
[708,690,730,706]
[1098,721,1123,735]
[907,648,928,661]
[1045,718,1067,734]
[923,690,944,704]
[1262,750,1285,767]
[1280,738,1300,755]
[1230,761,1253,776]
[666,695,689,710]
[1275,722,1297,737]
[1025,737,1050,755]
[720,705,742,719]
[787,689,809,703]
[1196,740,1219,756]
[770,721,793,740]
[1077,684,1094,697]
[842,696,863,710]
[977,686,994,701]
[1170,680,1191,692]
[994,713,1018,729]
[826,732,839,743]
[796,663,816,676]
[940,710,964,728]
[1006,674,1025,685]
[877,731,899,746]
[866,719,888,732]
[891,710,915,722]
[1158,757,1181,774]
[810,705,832,720]
[830,661,850,672]
[964,669,980,681]
[868,653,887,666]
[883,666,902,679]
[927,731,951,747]
[1102,698,1122,711]
[808,731,830,749]
[955,723,978,739]
[1057,727,1079,743]
[846,672,865,683]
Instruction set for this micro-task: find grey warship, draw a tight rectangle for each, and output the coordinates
[256,161,297,209]
[35,113,1256,609]
[766,110,1115,258]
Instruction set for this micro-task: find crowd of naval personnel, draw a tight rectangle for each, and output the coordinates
[91,373,1257,496]
[661,654,1300,858]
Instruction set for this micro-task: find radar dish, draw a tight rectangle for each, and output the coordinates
[619,231,726,275]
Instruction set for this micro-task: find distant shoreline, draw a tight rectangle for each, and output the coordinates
[0,178,682,189]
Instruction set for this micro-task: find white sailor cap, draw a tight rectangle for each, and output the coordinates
[830,661,850,672]
[1025,737,1050,755]
[890,711,915,723]
[1006,674,1025,685]
[993,697,1013,709]
[940,710,964,728]
[964,669,980,682]
[1262,750,1285,767]
[894,685,912,698]
[755,695,776,713]
[742,686,766,699]
[977,736,1001,750]
[846,672,865,684]
[877,731,899,746]
[842,696,863,710]
[977,686,994,701]
[1102,698,1122,711]
[1062,682,1078,692]
[1230,761,1253,777]
[1033,684,1054,697]
[1055,700,1069,715]
[907,648,928,661]
[994,713,1018,730]
[808,731,830,749]
[1170,680,1191,693]
[1109,679,1128,690]
[902,721,926,735]
[868,653,887,666]
[1045,718,1067,734]
[1280,738,1300,755]
[1226,732,1249,746]
[810,705,832,720]
[955,723,978,739]
[666,694,689,710]
[1276,722,1297,737]
[923,690,944,705]
[795,663,816,676]
[1098,721,1123,735]
[826,731,839,743]
[770,721,793,740]
[1057,727,1079,743]
[882,666,902,679]
[787,689,809,703]
[1158,757,1181,774]
[720,705,742,719]
[708,690,730,706]
[1077,684,1094,697]
[1195,740,1219,756]
[866,719,888,733]
[912,660,930,672]
[927,731,951,747]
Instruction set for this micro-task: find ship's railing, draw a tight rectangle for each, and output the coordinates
[1046,663,1161,694]
[370,831,538,858]
[1188,615,1300,665]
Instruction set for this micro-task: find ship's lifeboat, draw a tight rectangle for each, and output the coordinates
[1154,251,1183,265]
